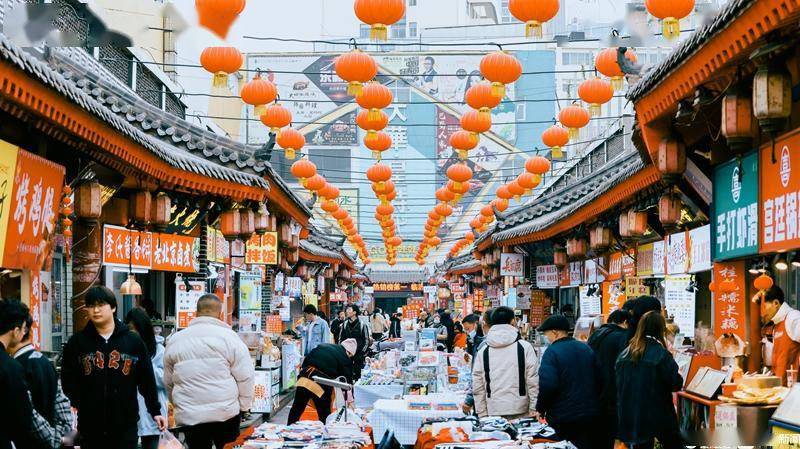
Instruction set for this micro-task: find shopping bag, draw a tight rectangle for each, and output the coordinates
[158,430,184,449]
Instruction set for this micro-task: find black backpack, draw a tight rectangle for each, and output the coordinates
[482,341,527,398]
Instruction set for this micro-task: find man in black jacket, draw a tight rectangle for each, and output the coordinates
[287,340,356,425]
[61,286,166,449]
[587,310,630,449]
[330,310,346,344]
[338,304,370,380]
[0,300,40,449]
[462,313,484,357]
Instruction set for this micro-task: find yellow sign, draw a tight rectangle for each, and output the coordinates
[0,142,19,264]
[372,282,424,292]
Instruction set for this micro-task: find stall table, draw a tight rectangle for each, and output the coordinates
[354,383,405,409]
[367,398,465,445]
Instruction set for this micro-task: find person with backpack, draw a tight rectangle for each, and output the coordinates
[338,304,370,380]
[471,306,539,419]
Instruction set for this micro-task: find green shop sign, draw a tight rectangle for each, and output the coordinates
[713,151,759,260]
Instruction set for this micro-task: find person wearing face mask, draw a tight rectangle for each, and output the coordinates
[431,314,449,349]
[535,315,600,449]
[462,314,484,357]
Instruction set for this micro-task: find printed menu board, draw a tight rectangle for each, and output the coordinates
[664,276,695,337]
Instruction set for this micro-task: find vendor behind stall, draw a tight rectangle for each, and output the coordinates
[761,285,800,383]
[286,339,357,425]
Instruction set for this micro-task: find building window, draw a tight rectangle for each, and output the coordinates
[409,22,417,37]
[501,0,513,23]
[408,0,416,5]
[561,52,593,66]
[391,17,407,39]
[359,24,371,39]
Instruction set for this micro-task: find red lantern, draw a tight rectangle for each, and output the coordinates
[470,217,483,230]
[356,82,393,120]
[517,172,541,192]
[754,274,774,292]
[595,48,637,90]
[645,0,695,40]
[553,247,568,267]
[335,50,378,96]
[465,82,502,118]
[448,180,470,200]
[493,198,509,213]
[627,210,649,237]
[566,238,588,260]
[151,193,171,232]
[619,211,631,239]
[658,193,682,231]
[353,0,406,41]
[542,125,570,158]
[290,159,317,182]
[366,163,393,187]
[436,187,455,204]
[356,110,389,139]
[364,131,392,159]
[558,104,591,140]
[589,226,612,252]
[450,130,479,160]
[480,51,522,98]
[508,0,560,38]
[276,128,305,160]
[447,163,473,190]
[305,175,327,192]
[525,155,551,175]
[461,110,492,138]
[220,209,241,242]
[376,203,395,217]
[465,231,476,243]
[507,180,525,200]
[657,137,687,184]
[434,203,453,217]
[260,103,292,135]
[239,209,255,241]
[496,185,512,200]
[578,77,614,117]
[721,84,756,152]
[200,47,243,88]
[195,0,246,39]
[240,72,277,117]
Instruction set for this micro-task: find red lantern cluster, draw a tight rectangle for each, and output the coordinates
[355,82,393,160]
[367,163,400,265]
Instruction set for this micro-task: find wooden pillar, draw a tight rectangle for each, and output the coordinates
[71,218,101,332]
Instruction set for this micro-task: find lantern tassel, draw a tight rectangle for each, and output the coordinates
[457,149,468,160]
[347,82,363,96]
[373,151,381,160]
[212,72,229,88]
[551,146,564,159]
[567,127,580,140]
[253,104,266,117]
[285,148,296,160]
[662,18,680,40]
[525,21,543,39]
[491,82,506,99]
[589,104,601,117]
[610,76,624,91]
[370,24,388,41]
[478,108,492,121]
[368,108,382,121]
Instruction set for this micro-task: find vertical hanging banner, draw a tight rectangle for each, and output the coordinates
[761,133,800,253]
[29,271,42,349]
[636,243,654,276]
[712,261,747,341]
[2,147,65,270]
[714,151,759,260]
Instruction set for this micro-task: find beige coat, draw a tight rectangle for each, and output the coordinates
[164,317,255,426]
[472,324,539,418]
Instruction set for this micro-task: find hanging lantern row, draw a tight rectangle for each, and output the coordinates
[595,47,638,91]
[508,0,560,39]
[367,162,400,265]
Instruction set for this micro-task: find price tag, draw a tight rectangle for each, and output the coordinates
[714,405,737,429]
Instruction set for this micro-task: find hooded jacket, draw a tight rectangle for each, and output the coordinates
[61,320,161,436]
[164,316,255,427]
[587,323,629,418]
[14,344,58,424]
[536,337,600,425]
[472,324,539,418]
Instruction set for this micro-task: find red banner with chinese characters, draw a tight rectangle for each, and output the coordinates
[103,225,153,269]
[2,148,65,271]
[265,314,283,334]
[152,233,199,272]
[622,249,636,277]
[713,261,747,341]
[760,132,800,253]
[29,270,42,349]
[602,281,626,315]
[245,232,278,265]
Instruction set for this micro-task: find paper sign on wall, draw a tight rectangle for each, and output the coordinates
[579,285,602,317]
[536,265,559,289]
[667,232,689,275]
[176,280,206,329]
[500,253,524,277]
[664,276,695,337]
[688,225,711,273]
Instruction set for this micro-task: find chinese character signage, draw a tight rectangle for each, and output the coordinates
[602,281,625,315]
[1,147,65,271]
[664,276,696,338]
[245,232,278,265]
[714,151,759,260]
[761,134,800,253]
[625,277,651,299]
[688,225,712,273]
[607,252,623,281]
[103,225,198,272]
[637,243,654,276]
[176,280,205,329]
[373,282,424,292]
[667,232,689,275]
[652,240,667,275]
[500,253,524,277]
[535,265,559,289]
[713,261,746,341]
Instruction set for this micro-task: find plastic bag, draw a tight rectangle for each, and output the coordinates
[159,430,184,449]
[325,406,365,427]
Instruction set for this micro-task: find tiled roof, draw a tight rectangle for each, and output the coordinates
[491,150,645,242]
[366,269,426,284]
[627,0,756,101]
[448,259,480,275]
[0,36,270,190]
[300,239,344,261]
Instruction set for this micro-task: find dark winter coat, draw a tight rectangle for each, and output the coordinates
[330,318,345,344]
[14,345,58,424]
[587,323,629,418]
[338,318,370,358]
[61,320,161,437]
[389,315,402,338]
[0,343,39,449]
[616,339,683,445]
[535,337,600,425]
[301,343,354,384]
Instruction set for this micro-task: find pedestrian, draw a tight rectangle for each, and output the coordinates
[439,310,456,352]
[431,313,449,349]
[5,304,73,449]
[462,313,484,357]
[535,315,600,449]
[463,308,494,416]
[453,322,467,349]
[616,311,683,449]
[389,310,402,338]
[418,310,433,328]
[472,306,539,420]
[0,299,40,449]
[370,309,388,341]
[338,304,370,380]
[287,340,356,425]
[164,294,255,449]
[760,285,800,383]
[61,286,166,449]
[587,310,630,449]
[331,310,346,344]
[125,308,167,449]
[300,304,331,356]
[628,296,662,339]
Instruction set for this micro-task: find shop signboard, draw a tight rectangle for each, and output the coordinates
[568,261,583,287]
[761,132,800,253]
[152,233,199,272]
[500,253,524,277]
[103,225,153,269]
[622,249,636,278]
[607,252,623,281]
[652,239,667,275]
[176,280,206,329]
[579,285,602,317]
[536,265,559,288]
[583,258,606,284]
[688,225,711,273]
[667,232,689,275]
[265,314,283,334]
[28,271,42,349]
[530,290,550,326]
[625,277,651,299]
[714,151,759,260]
[1,147,65,271]
[602,281,625,315]
[636,243,654,276]
[664,275,696,337]
[245,232,279,265]
[712,261,747,341]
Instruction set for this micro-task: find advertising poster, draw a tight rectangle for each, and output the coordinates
[252,370,272,413]
[306,111,357,146]
[688,225,711,273]
[602,281,625,315]
[176,280,206,329]
[664,276,695,337]
[239,272,262,310]
[713,151,758,260]
[516,285,532,310]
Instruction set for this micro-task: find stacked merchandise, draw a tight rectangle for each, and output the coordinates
[243,421,373,449]
[413,417,574,449]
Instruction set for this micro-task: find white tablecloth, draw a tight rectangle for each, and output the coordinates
[367,399,465,445]
[353,384,405,409]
